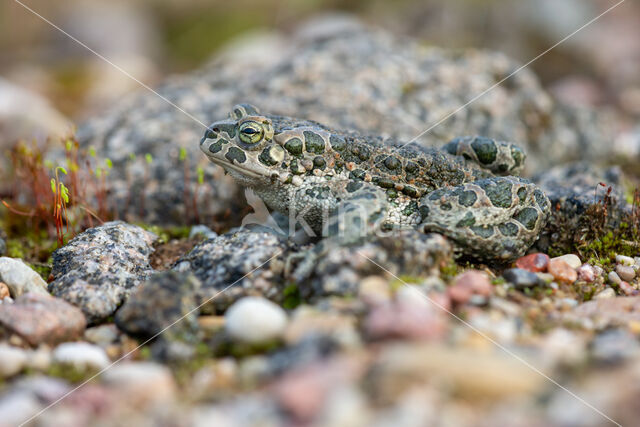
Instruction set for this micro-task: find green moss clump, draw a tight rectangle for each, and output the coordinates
[45,363,98,383]
[282,283,301,309]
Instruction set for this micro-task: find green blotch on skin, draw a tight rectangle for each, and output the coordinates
[216,123,236,138]
[511,146,525,167]
[456,212,476,227]
[225,147,247,164]
[330,135,346,152]
[514,207,539,230]
[517,187,527,203]
[285,138,303,156]
[208,140,223,154]
[470,225,494,238]
[471,137,498,165]
[458,190,478,207]
[304,131,325,154]
[384,156,401,170]
[498,222,519,236]
[479,178,513,208]
[346,181,363,193]
[313,156,326,170]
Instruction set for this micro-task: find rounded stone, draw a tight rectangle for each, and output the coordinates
[503,268,544,289]
[616,264,636,282]
[225,297,288,344]
[608,271,622,286]
[616,254,635,266]
[577,264,597,283]
[548,259,578,283]
[514,253,549,272]
[52,342,110,370]
[594,288,616,299]
[0,257,49,297]
[447,270,492,304]
[550,254,581,270]
[0,344,28,377]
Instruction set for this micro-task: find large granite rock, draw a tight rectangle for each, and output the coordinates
[48,221,157,323]
[76,15,612,224]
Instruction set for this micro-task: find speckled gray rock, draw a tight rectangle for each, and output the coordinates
[48,221,157,323]
[115,271,201,361]
[76,15,612,224]
[300,231,452,299]
[172,228,289,313]
[0,234,5,256]
[0,257,49,297]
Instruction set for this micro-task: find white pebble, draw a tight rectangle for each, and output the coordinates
[53,342,110,369]
[594,288,616,299]
[616,264,636,282]
[551,254,581,270]
[608,271,622,286]
[616,255,635,266]
[225,297,288,344]
[0,344,28,377]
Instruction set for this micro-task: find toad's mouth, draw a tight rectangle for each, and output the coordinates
[206,156,268,179]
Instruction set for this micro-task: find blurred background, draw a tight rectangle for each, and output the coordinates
[1,0,639,134]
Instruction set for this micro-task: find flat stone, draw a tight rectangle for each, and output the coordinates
[101,362,176,406]
[514,253,549,272]
[0,257,49,297]
[503,268,544,289]
[551,254,582,270]
[0,293,86,346]
[48,221,157,323]
[616,265,636,282]
[225,297,288,344]
[53,342,110,369]
[548,258,578,283]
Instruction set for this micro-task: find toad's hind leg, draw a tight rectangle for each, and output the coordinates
[443,136,526,176]
[418,177,550,261]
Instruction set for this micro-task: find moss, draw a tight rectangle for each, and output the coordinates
[282,283,301,309]
[136,224,191,245]
[45,363,98,383]
[440,260,462,283]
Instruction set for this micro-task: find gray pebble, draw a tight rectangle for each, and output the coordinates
[503,268,545,289]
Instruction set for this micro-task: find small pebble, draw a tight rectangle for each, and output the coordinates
[577,264,596,283]
[514,253,549,272]
[608,271,622,286]
[0,344,28,377]
[594,288,616,299]
[551,254,581,270]
[53,342,110,369]
[537,272,555,284]
[619,281,637,296]
[447,270,492,304]
[615,265,636,282]
[548,259,578,283]
[503,268,544,289]
[225,297,288,344]
[615,254,635,266]
[0,282,9,299]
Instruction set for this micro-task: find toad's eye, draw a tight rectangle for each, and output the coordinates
[238,121,264,144]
